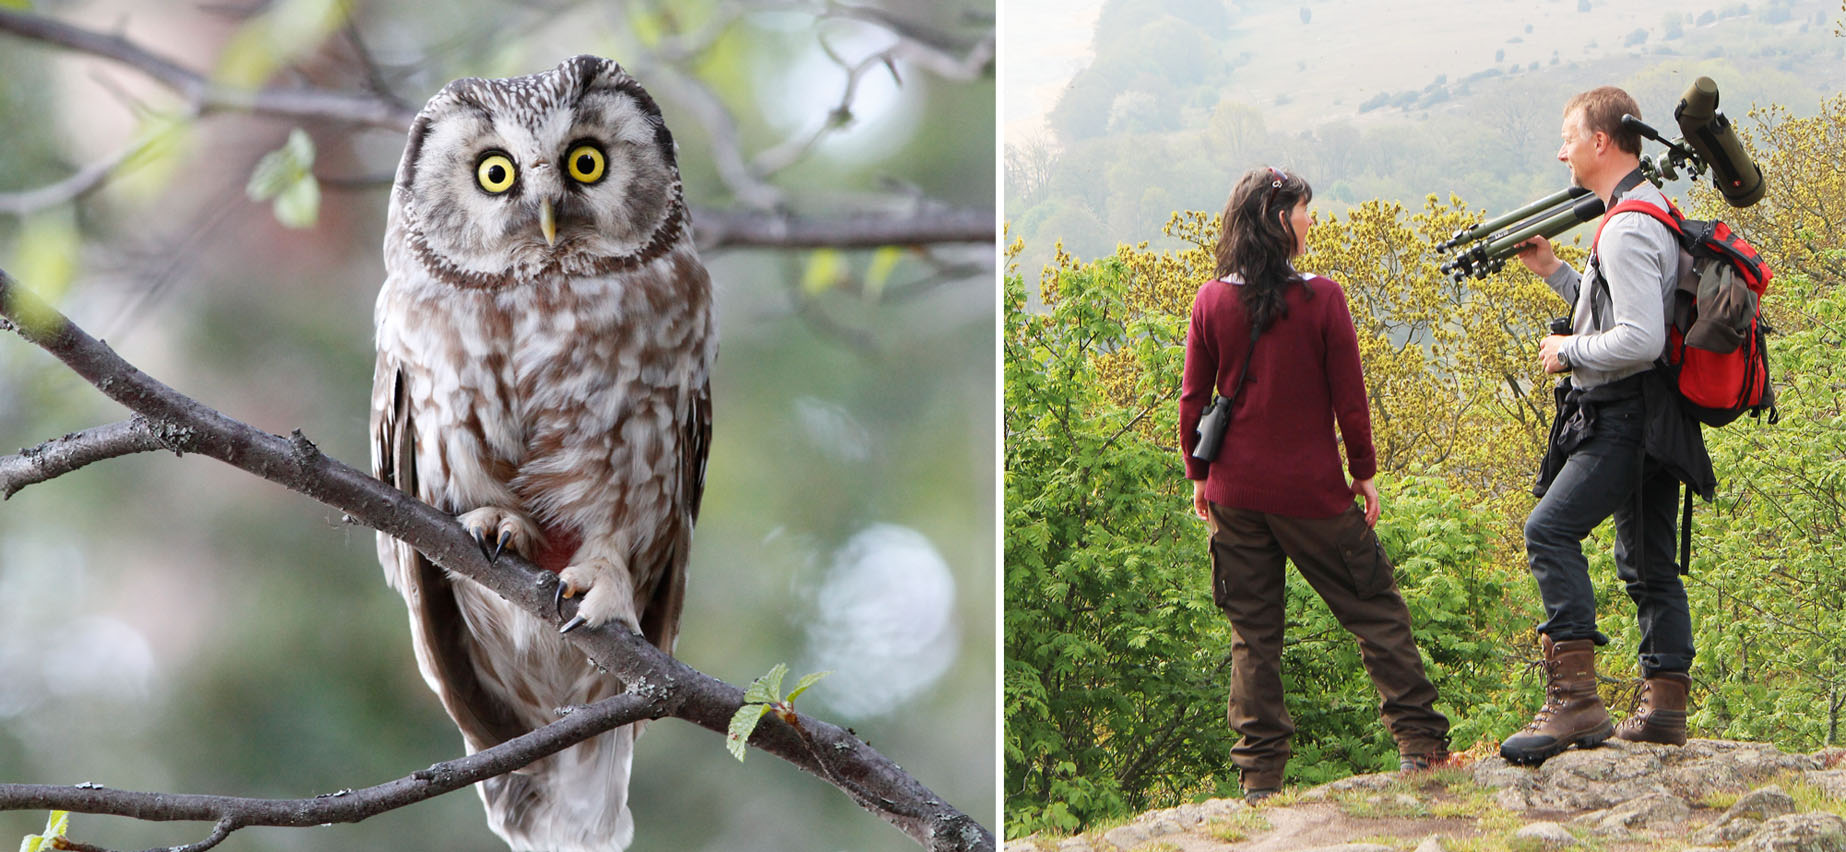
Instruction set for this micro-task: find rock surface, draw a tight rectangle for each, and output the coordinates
[1006,739,1846,852]
[1512,821,1578,847]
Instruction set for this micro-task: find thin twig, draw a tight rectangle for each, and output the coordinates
[0,9,415,131]
[828,3,995,80]
[750,36,886,179]
[0,138,152,215]
[8,693,660,852]
[338,3,412,113]
[643,67,786,210]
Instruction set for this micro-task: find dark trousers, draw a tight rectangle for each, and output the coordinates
[1525,394,1695,675]
[1206,502,1450,788]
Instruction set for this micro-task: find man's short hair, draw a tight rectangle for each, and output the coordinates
[1565,86,1643,156]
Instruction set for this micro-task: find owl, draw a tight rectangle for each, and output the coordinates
[369,55,714,852]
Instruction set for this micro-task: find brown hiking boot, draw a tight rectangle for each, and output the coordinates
[1240,769,1283,803]
[1498,635,1614,766]
[1399,748,1456,773]
[1614,672,1691,745]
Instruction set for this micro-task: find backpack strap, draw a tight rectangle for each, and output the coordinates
[1593,198,1684,253]
[1586,186,1684,330]
[1582,174,1689,580]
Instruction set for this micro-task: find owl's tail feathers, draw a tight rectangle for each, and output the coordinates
[479,726,636,852]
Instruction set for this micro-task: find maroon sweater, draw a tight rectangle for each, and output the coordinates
[1179,274,1377,518]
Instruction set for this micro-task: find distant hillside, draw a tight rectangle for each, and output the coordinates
[1005,0,1846,280]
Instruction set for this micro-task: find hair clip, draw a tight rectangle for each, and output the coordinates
[1264,166,1286,208]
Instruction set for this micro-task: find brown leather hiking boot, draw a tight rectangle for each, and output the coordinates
[1498,635,1614,766]
[1614,671,1691,745]
[1399,748,1455,773]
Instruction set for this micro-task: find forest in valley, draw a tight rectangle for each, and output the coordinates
[1005,0,1846,285]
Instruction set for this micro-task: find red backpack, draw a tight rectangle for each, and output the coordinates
[1592,196,1777,427]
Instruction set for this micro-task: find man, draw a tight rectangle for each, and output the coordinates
[1499,87,1714,767]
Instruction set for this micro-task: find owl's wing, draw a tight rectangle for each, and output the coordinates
[372,354,528,750]
[636,373,710,657]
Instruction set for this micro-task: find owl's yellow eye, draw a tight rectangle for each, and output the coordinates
[476,153,517,194]
[566,144,606,184]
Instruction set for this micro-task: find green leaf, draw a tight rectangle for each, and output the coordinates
[247,128,315,202]
[8,209,80,338]
[19,811,69,852]
[214,0,345,89]
[864,246,904,300]
[725,704,770,762]
[114,110,193,199]
[743,663,788,705]
[785,670,832,703]
[801,249,844,295]
[271,175,321,229]
[247,129,319,228]
[625,4,666,47]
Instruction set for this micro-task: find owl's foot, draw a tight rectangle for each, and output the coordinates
[458,507,542,563]
[556,558,635,634]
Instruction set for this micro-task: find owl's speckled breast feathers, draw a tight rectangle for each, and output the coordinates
[369,55,713,852]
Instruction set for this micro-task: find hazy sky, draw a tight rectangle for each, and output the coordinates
[1000,0,1833,149]
[1001,0,1105,144]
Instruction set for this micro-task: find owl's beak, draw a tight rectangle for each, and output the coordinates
[539,197,557,247]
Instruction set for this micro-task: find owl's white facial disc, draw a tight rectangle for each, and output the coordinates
[394,55,684,283]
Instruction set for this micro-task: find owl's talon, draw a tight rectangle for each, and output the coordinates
[457,507,542,564]
[555,559,634,632]
[559,615,587,635]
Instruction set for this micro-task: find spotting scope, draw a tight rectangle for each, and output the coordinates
[1653,75,1765,207]
[1435,76,1764,282]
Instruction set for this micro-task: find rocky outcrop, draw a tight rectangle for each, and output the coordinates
[1007,740,1846,852]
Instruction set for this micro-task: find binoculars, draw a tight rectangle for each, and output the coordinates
[1436,76,1764,283]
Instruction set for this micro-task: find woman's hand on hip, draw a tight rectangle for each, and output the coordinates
[1192,479,1210,520]
[1352,477,1381,528]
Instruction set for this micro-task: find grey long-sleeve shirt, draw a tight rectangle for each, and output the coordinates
[1543,180,1684,391]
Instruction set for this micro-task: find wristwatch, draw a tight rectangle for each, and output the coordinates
[1556,345,1571,370]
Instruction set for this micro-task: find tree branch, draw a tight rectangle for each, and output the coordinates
[829,4,996,81]
[0,271,992,852]
[0,137,161,216]
[692,205,994,249]
[0,8,415,131]
[2,693,658,852]
[0,415,186,499]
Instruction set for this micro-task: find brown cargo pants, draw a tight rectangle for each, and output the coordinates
[1206,502,1449,788]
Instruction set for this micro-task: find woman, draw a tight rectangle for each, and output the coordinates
[1177,166,1450,801]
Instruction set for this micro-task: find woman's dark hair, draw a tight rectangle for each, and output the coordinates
[1214,166,1313,333]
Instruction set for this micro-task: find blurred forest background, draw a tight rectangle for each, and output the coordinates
[1003,0,1846,841]
[1004,0,1846,283]
[0,1,995,851]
